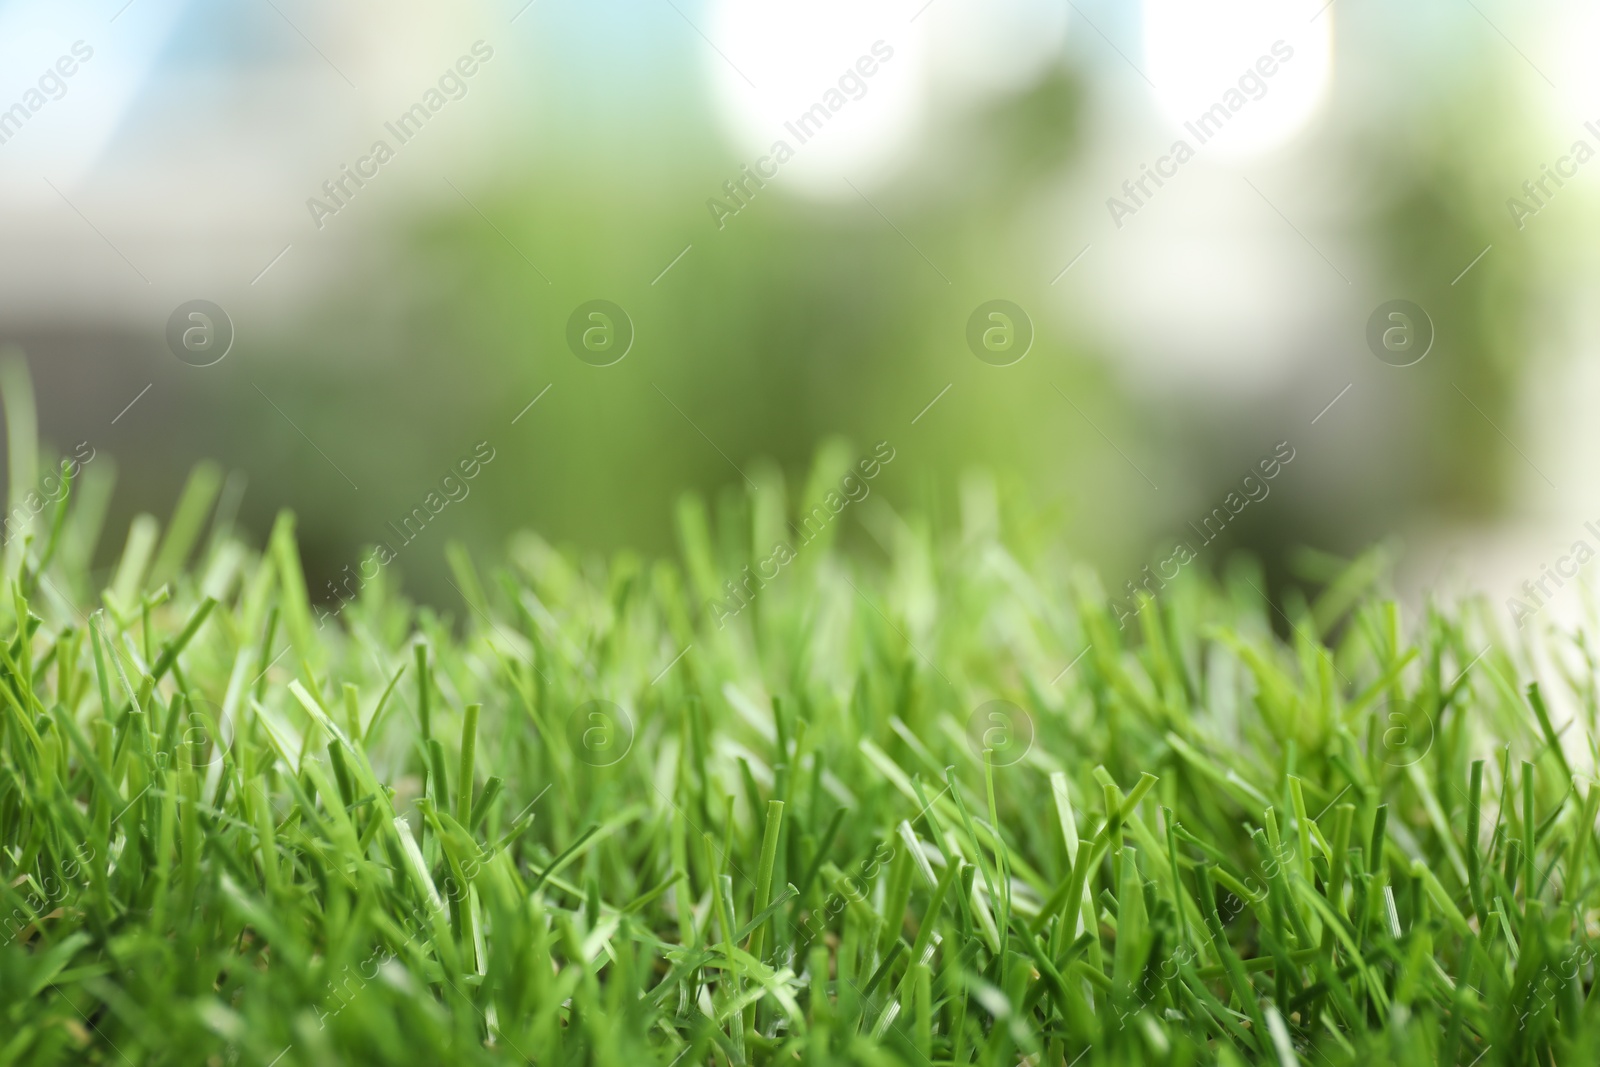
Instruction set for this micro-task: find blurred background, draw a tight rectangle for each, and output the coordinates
[0,0,1595,621]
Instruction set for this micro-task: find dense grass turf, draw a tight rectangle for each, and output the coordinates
[3,437,1599,1065]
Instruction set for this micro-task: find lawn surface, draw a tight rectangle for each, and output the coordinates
[2,446,1595,1067]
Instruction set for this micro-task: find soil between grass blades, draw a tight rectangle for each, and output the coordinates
[1,462,1595,1066]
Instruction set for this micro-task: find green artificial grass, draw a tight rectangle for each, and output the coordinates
[3,429,1599,1064]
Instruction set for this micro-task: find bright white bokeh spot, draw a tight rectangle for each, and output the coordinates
[706,0,926,198]
[705,0,1070,198]
[1550,1,1600,125]
[1142,0,1331,156]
